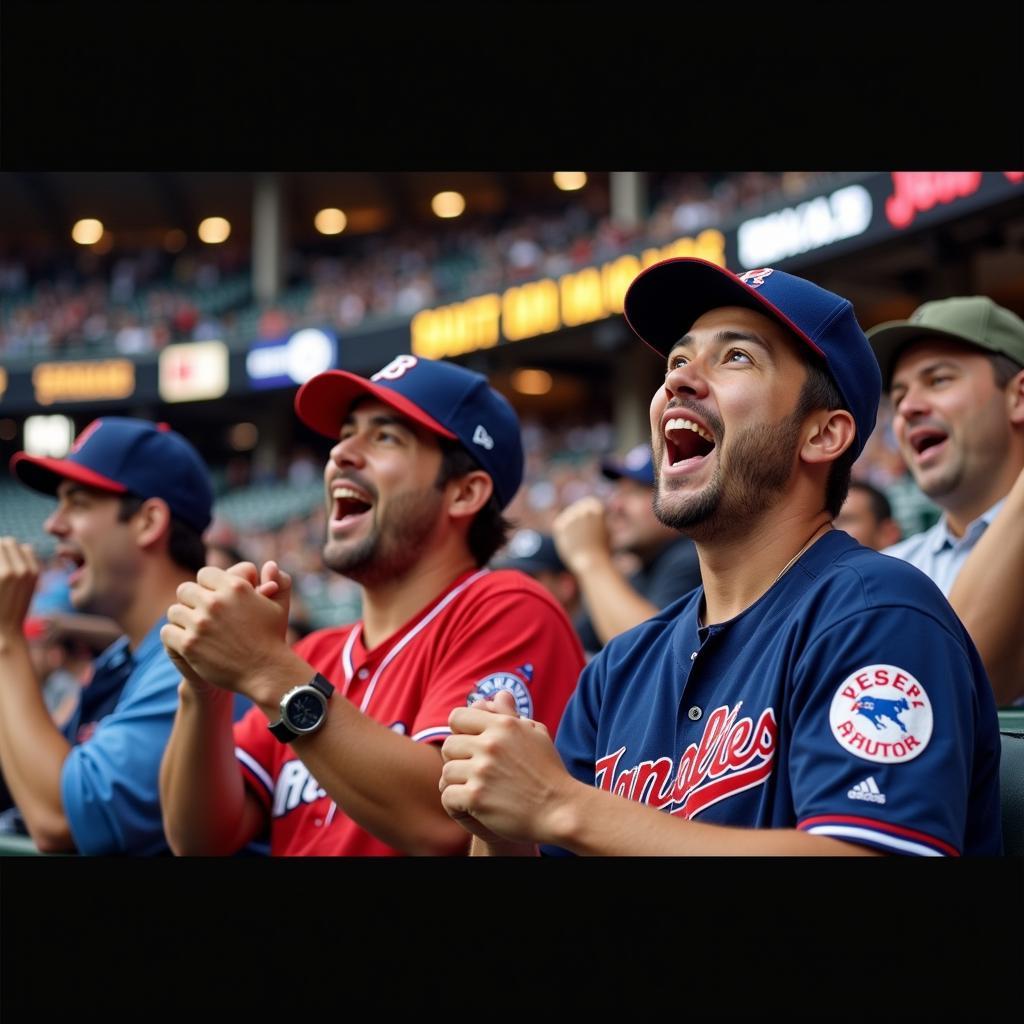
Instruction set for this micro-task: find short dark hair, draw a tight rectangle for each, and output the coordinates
[435,439,512,567]
[990,352,1024,388]
[117,494,207,574]
[848,480,893,523]
[795,355,857,518]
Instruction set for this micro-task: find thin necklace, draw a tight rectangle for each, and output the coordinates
[700,521,833,628]
[772,521,833,586]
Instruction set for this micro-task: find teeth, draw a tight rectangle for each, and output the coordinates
[665,417,713,444]
[332,486,371,503]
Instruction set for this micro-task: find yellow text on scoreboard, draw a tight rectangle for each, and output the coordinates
[411,229,726,359]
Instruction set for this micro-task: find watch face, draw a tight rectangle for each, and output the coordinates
[285,689,327,732]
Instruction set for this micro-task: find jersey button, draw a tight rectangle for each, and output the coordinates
[687,706,702,721]
[690,651,698,661]
[357,668,369,680]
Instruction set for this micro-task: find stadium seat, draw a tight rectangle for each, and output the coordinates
[999,729,1024,857]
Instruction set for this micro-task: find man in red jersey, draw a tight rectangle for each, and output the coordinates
[159,355,584,856]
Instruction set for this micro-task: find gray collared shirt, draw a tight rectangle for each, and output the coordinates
[883,498,1007,597]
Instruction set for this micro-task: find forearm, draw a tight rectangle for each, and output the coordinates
[160,682,262,856]
[574,556,660,645]
[947,469,1024,705]
[546,783,880,856]
[293,704,470,856]
[0,635,74,850]
[469,835,538,857]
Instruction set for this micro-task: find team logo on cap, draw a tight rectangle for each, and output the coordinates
[472,425,494,450]
[468,664,534,718]
[829,664,932,764]
[371,354,418,382]
[738,268,774,288]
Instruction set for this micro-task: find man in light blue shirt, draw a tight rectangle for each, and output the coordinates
[868,296,1024,703]
[0,418,213,853]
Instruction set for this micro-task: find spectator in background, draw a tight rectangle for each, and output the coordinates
[868,296,1024,704]
[493,529,581,624]
[554,444,702,654]
[835,481,902,551]
[0,417,214,853]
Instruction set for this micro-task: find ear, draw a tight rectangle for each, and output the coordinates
[444,470,494,523]
[1006,368,1024,427]
[800,408,857,467]
[131,497,173,551]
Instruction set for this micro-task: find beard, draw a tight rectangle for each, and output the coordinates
[654,405,803,542]
[322,483,445,586]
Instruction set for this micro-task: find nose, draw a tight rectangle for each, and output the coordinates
[328,432,367,470]
[44,504,68,537]
[662,358,710,402]
[893,383,928,422]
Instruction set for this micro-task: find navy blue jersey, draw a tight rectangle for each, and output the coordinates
[552,530,1002,856]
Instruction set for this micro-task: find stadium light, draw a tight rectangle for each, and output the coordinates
[553,172,587,192]
[163,228,187,253]
[431,191,465,219]
[315,208,347,235]
[228,422,259,451]
[198,217,231,244]
[512,368,553,395]
[24,415,75,457]
[71,219,104,245]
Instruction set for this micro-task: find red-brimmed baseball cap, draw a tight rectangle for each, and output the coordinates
[10,417,214,532]
[623,258,881,458]
[295,355,524,509]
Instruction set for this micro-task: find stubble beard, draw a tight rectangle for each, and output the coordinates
[322,485,445,587]
[653,409,803,542]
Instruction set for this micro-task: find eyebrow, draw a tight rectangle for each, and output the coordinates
[668,329,775,359]
[341,411,416,433]
[891,360,961,387]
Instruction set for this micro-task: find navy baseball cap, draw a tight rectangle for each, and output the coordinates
[601,443,655,486]
[295,355,524,509]
[493,529,567,575]
[10,417,214,532]
[623,258,881,458]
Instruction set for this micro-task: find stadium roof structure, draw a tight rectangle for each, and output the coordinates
[0,171,615,252]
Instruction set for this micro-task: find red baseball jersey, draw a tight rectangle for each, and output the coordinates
[233,567,585,856]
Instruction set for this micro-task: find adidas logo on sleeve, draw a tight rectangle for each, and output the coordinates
[847,776,886,804]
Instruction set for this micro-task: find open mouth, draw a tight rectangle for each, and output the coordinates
[663,416,716,469]
[331,484,374,528]
[59,547,86,585]
[908,428,948,461]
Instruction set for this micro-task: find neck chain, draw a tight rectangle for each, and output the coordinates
[772,521,833,587]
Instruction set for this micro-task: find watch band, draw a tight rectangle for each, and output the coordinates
[268,673,336,743]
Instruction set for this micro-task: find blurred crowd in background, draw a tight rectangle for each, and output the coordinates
[0,171,838,357]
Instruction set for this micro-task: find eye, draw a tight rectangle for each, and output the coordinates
[665,353,688,374]
[929,374,953,387]
[725,349,752,364]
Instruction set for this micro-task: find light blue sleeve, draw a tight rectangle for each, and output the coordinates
[60,652,180,855]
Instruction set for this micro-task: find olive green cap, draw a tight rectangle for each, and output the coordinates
[868,296,1024,390]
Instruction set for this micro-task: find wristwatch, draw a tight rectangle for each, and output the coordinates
[268,673,335,743]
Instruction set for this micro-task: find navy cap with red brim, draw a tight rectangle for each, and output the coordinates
[622,258,880,459]
[11,453,129,496]
[294,370,458,441]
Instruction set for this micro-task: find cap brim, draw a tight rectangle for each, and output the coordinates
[600,461,651,485]
[294,370,458,441]
[623,257,826,361]
[9,453,128,497]
[867,321,992,391]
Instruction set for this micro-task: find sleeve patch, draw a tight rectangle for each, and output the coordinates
[467,670,534,718]
[829,664,933,764]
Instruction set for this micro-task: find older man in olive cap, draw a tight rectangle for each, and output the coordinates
[868,296,1024,704]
